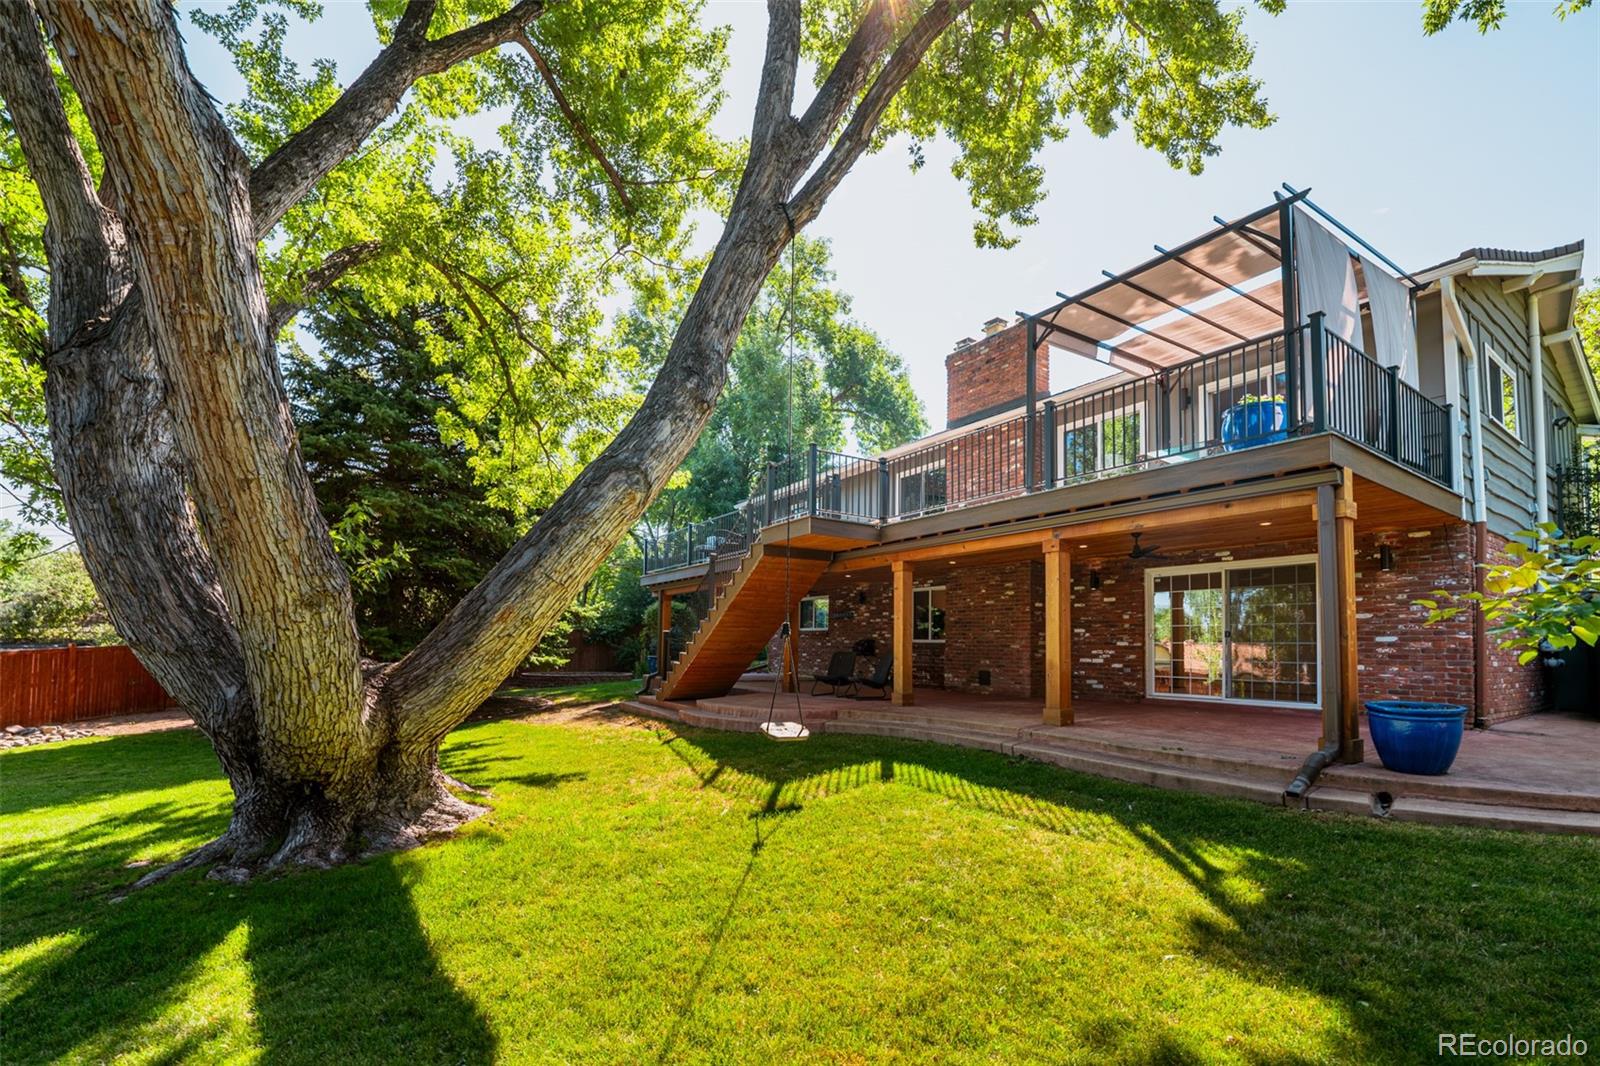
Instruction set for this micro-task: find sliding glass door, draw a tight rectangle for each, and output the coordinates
[1148,558,1318,707]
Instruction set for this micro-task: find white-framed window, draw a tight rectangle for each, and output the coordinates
[1484,343,1521,438]
[798,595,829,632]
[913,586,946,642]
[1056,406,1145,480]
[897,465,947,515]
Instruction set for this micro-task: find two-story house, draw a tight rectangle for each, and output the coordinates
[637,187,1594,771]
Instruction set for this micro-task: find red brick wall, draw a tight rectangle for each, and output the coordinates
[940,560,1043,697]
[758,521,1542,721]
[1067,528,1490,709]
[1355,526,1474,711]
[771,577,943,690]
[944,321,1048,428]
[1477,529,1544,723]
[944,417,1041,509]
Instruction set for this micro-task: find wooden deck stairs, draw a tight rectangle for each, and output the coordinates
[658,540,830,702]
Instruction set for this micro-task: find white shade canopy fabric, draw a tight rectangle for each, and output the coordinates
[1037,196,1420,386]
[1038,202,1289,371]
[1361,253,1419,387]
[1293,206,1362,348]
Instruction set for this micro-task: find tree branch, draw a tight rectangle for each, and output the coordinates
[514,30,634,214]
[789,0,898,163]
[249,0,547,238]
[788,0,972,230]
[749,0,802,160]
[267,239,386,335]
[0,0,122,343]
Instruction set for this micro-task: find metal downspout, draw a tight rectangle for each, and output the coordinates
[1529,290,1548,525]
[1284,482,1345,802]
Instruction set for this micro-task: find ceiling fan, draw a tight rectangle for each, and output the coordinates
[1127,532,1170,560]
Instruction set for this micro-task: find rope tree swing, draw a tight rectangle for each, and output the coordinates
[760,204,810,741]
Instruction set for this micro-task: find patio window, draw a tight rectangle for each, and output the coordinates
[799,596,829,632]
[898,467,947,515]
[1484,343,1520,438]
[1148,557,1318,707]
[913,586,946,642]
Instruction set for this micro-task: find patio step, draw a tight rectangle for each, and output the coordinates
[1383,796,1600,836]
[831,704,1031,737]
[828,712,1367,812]
[1318,764,1600,814]
[622,699,1599,835]
[1021,725,1304,784]
[823,717,1021,754]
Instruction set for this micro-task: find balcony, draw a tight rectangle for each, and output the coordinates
[642,315,1455,576]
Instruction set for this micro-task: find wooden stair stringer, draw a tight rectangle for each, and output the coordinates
[657,544,830,702]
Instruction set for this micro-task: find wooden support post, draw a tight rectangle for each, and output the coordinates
[1043,539,1073,725]
[782,599,800,693]
[892,560,914,706]
[1334,473,1363,762]
[1314,477,1363,763]
[1315,486,1340,750]
[656,590,672,679]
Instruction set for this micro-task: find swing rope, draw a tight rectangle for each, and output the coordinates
[762,202,808,740]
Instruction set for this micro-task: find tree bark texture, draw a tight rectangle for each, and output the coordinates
[7,0,952,882]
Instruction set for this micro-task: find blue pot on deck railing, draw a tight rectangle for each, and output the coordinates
[1365,700,1466,775]
[1220,396,1289,451]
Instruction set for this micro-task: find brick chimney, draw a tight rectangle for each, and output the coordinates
[944,317,1049,429]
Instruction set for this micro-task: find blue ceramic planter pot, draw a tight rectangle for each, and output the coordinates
[1365,700,1466,775]
[1220,401,1288,452]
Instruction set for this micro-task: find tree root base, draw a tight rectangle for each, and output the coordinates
[122,775,489,893]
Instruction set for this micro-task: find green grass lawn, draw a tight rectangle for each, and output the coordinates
[3,705,1598,1064]
[492,677,643,705]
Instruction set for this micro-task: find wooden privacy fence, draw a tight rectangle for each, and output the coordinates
[0,644,176,726]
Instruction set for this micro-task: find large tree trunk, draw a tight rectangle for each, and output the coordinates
[4,0,950,883]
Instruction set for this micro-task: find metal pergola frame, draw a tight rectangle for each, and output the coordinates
[1011,185,1417,490]
[1028,187,1310,366]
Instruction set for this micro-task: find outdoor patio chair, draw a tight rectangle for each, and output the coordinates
[848,653,893,700]
[810,651,857,696]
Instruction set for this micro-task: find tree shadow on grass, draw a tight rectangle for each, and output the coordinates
[2,734,499,1065]
[0,730,223,817]
[660,723,1600,1064]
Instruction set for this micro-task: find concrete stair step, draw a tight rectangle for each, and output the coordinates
[1008,741,1305,807]
[1383,796,1600,835]
[832,706,1032,736]
[1022,726,1304,783]
[823,718,1019,754]
[1320,764,1600,814]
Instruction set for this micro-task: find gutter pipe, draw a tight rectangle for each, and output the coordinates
[1284,482,1347,803]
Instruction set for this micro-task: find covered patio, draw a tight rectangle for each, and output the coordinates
[635,685,1600,834]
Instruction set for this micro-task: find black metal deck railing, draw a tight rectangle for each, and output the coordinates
[641,315,1458,574]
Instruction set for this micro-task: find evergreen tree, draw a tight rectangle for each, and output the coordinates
[288,295,519,659]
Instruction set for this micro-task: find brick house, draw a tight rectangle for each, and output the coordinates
[640,191,1594,763]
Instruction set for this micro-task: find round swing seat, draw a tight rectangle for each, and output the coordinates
[760,720,810,741]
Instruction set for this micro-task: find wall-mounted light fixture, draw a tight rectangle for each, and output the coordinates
[1379,544,1395,572]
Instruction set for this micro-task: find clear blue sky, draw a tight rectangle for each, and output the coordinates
[6,1,1597,541]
